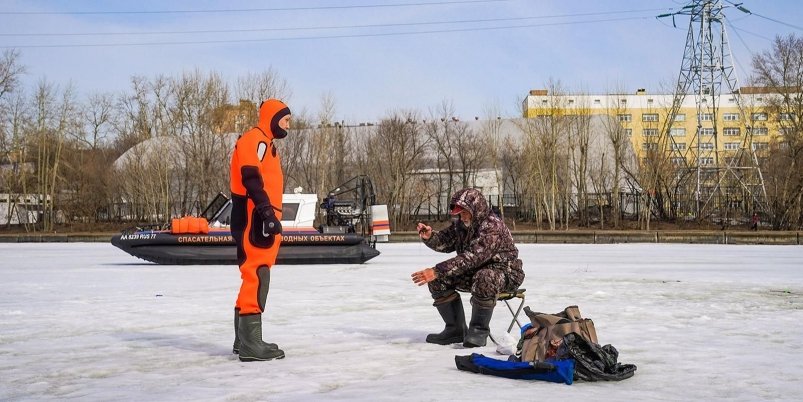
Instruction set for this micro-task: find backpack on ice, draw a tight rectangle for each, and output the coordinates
[515,305,636,382]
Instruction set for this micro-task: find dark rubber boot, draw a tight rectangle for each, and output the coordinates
[237,314,285,362]
[233,307,240,354]
[233,265,277,354]
[426,293,467,345]
[234,308,276,354]
[463,298,495,348]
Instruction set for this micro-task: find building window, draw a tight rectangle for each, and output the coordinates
[698,113,713,121]
[674,114,686,122]
[699,142,714,150]
[624,128,633,136]
[723,113,739,121]
[700,157,714,165]
[699,128,715,135]
[617,114,632,122]
[642,113,659,122]
[724,142,739,150]
[751,127,768,136]
[672,142,686,150]
[671,157,686,165]
[751,112,768,121]
[643,128,659,136]
[642,142,658,150]
[670,127,686,136]
[779,113,795,121]
[723,127,740,136]
[752,142,769,150]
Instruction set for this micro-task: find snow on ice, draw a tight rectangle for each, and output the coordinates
[1,242,802,401]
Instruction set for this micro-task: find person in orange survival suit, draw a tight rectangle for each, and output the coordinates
[229,99,291,362]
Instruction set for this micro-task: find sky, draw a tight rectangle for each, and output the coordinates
[1,242,802,400]
[2,0,803,123]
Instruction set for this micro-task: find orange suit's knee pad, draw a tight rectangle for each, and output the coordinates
[235,215,282,315]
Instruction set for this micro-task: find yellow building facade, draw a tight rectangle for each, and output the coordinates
[521,88,784,165]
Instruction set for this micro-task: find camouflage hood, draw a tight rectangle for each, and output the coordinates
[449,188,490,225]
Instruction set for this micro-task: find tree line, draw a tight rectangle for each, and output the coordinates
[1,35,802,232]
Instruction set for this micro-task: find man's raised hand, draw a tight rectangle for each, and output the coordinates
[416,222,432,240]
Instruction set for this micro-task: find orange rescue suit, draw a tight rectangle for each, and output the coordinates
[230,99,290,315]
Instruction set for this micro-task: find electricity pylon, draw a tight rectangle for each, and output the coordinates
[659,0,767,218]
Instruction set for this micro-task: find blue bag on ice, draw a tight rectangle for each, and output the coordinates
[454,353,574,385]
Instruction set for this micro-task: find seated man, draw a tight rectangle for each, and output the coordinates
[412,188,525,347]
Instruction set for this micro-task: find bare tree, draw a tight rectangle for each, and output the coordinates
[170,70,232,214]
[751,33,803,229]
[0,91,31,228]
[235,68,291,127]
[480,102,506,219]
[499,135,524,228]
[453,122,486,189]
[278,108,313,191]
[111,76,174,223]
[316,92,349,186]
[566,92,592,227]
[601,85,633,228]
[424,101,458,219]
[0,49,25,101]
[30,79,79,231]
[58,92,116,225]
[79,92,115,150]
[515,79,571,230]
[355,111,428,228]
[0,49,27,227]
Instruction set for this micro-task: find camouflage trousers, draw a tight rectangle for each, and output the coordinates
[428,261,524,302]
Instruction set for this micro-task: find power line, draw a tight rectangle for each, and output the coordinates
[749,12,803,32]
[0,8,674,37]
[722,16,753,81]
[723,0,803,32]
[0,0,508,16]
[0,15,651,49]
[729,24,773,42]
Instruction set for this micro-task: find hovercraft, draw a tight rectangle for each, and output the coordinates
[111,176,390,265]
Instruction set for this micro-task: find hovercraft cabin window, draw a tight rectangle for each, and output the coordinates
[282,203,299,221]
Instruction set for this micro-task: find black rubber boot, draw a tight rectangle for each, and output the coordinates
[233,265,277,354]
[426,293,467,345]
[234,308,277,354]
[233,307,240,354]
[463,298,495,348]
[237,314,285,362]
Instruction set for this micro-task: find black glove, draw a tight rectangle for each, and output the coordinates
[260,208,282,236]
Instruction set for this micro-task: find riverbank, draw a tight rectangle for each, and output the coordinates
[0,230,800,245]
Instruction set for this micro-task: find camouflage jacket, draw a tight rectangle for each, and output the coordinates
[424,188,524,281]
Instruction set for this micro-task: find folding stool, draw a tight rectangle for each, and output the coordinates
[488,288,527,345]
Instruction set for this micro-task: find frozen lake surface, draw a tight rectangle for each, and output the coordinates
[1,242,802,401]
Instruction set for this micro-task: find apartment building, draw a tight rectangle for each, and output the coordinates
[521,87,786,165]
